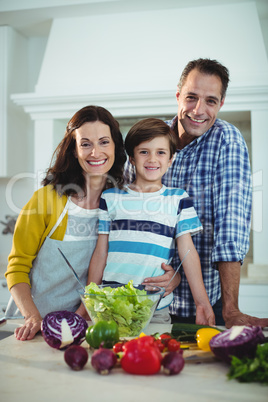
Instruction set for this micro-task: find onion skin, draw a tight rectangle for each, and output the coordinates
[162,351,185,375]
[209,326,265,364]
[64,345,88,371]
[41,310,88,349]
[91,348,117,375]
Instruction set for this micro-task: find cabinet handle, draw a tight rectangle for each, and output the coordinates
[1,282,7,288]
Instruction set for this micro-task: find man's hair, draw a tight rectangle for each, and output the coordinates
[178,58,230,99]
[125,118,177,159]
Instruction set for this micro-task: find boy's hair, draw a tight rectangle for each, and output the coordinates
[178,58,230,100]
[125,118,177,159]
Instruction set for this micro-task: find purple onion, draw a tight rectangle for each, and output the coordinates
[64,345,88,370]
[91,348,117,375]
[209,325,265,363]
[162,351,185,375]
[41,310,88,350]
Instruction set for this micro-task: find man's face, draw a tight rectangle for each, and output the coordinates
[176,69,225,140]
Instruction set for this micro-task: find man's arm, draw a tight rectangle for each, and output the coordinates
[219,261,268,328]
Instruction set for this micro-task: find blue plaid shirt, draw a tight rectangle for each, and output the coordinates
[124,116,252,317]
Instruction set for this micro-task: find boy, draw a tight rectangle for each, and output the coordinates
[87,118,215,324]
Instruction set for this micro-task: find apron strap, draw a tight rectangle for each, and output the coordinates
[47,197,71,238]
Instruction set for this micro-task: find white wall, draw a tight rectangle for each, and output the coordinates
[36,3,268,96]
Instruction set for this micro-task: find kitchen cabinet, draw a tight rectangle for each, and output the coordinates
[0,278,10,314]
[0,26,29,177]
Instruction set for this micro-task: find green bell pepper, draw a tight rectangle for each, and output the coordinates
[85,320,119,349]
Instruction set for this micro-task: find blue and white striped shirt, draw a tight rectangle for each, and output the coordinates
[98,184,202,309]
[124,117,252,317]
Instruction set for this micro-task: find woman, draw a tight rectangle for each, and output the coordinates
[5,105,126,341]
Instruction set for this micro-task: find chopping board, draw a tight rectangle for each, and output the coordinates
[182,346,216,363]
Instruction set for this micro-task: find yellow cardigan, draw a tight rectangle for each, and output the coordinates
[5,185,68,290]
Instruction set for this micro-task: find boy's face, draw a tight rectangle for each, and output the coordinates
[129,136,173,192]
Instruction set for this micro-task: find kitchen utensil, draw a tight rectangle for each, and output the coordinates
[58,248,85,292]
[165,249,190,290]
[0,316,24,326]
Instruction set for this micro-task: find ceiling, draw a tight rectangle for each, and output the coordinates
[0,0,267,37]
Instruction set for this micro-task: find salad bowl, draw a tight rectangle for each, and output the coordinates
[79,280,164,337]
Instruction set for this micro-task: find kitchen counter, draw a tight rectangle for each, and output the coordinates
[0,320,267,402]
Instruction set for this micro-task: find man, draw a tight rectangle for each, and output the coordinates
[125,58,268,328]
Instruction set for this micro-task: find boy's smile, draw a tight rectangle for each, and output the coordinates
[129,136,173,192]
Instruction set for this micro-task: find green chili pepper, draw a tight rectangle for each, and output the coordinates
[85,320,119,349]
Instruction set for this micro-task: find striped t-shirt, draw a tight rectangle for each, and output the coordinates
[99,185,202,309]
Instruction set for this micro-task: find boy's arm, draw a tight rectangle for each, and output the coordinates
[177,233,215,326]
[75,234,108,319]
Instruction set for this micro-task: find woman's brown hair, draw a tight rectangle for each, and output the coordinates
[42,105,126,195]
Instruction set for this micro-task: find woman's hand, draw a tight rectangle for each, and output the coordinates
[14,314,43,341]
[142,263,181,297]
[75,302,91,321]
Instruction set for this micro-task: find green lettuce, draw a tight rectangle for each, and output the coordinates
[83,280,155,337]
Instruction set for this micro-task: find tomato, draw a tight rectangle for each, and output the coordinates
[154,339,165,353]
[167,339,181,352]
[196,328,221,352]
[113,341,125,354]
[159,333,172,347]
[85,320,119,349]
[121,336,162,375]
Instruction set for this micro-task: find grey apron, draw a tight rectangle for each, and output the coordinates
[5,198,97,318]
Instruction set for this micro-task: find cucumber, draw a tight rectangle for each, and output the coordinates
[171,323,223,341]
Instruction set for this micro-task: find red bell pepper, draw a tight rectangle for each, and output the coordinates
[121,336,162,375]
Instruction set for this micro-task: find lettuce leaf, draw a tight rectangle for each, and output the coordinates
[84,280,155,336]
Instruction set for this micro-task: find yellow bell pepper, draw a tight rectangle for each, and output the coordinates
[196,328,221,352]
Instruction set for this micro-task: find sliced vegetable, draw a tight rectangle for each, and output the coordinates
[121,336,162,375]
[162,351,185,375]
[64,345,88,371]
[91,347,117,375]
[196,328,221,352]
[85,320,119,349]
[209,325,265,363]
[41,310,88,349]
[227,343,268,384]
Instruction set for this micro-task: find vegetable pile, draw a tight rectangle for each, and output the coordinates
[83,280,157,337]
[41,310,88,349]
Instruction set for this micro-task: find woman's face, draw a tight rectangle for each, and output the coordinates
[74,121,115,176]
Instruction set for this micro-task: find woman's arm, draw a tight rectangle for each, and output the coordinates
[87,234,109,285]
[75,234,109,319]
[177,233,215,325]
[10,283,43,340]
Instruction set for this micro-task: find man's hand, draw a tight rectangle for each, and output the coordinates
[142,263,181,296]
[219,261,268,328]
[223,309,268,329]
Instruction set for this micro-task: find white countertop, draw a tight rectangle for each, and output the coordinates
[0,320,267,402]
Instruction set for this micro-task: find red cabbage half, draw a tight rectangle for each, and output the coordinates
[209,325,265,364]
[41,310,88,350]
